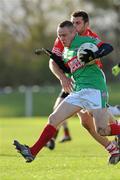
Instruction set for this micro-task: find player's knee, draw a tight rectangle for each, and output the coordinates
[97,127,109,136]
[48,113,57,127]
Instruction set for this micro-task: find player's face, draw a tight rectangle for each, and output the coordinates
[57,27,76,47]
[71,16,89,35]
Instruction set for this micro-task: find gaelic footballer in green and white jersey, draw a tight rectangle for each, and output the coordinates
[62,34,107,93]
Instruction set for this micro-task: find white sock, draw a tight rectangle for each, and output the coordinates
[106,142,119,155]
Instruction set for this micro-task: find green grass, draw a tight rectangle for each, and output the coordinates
[1,117,120,180]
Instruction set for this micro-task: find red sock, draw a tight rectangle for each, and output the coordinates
[64,127,70,137]
[30,124,57,156]
[110,123,120,135]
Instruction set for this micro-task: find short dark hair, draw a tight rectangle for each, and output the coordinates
[71,11,89,23]
[58,20,74,28]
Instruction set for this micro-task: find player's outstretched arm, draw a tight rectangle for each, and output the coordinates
[112,63,120,76]
[35,48,70,73]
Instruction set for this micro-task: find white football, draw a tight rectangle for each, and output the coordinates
[78,42,98,54]
[77,42,98,62]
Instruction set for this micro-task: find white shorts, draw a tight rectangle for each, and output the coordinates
[64,88,107,111]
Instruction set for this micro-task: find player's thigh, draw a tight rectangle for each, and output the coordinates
[107,110,116,124]
[53,91,69,110]
[53,97,64,110]
[92,108,110,133]
[77,110,94,129]
[49,101,81,127]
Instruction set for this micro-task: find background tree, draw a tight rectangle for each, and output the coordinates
[0,0,119,87]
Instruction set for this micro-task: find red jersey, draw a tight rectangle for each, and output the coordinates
[52,27,103,69]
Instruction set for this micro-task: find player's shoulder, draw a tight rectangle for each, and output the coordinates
[52,37,64,55]
[86,28,100,39]
[53,37,63,48]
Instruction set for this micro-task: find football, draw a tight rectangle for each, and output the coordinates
[77,42,98,54]
[77,42,98,63]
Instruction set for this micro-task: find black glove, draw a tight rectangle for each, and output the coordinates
[79,49,95,63]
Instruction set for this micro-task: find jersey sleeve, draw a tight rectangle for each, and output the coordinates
[89,31,100,39]
[52,37,64,56]
[84,28,101,39]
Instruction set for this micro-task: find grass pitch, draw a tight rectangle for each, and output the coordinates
[1,117,120,180]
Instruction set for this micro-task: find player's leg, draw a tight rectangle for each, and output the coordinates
[45,94,63,150]
[107,110,120,147]
[56,91,71,143]
[53,91,71,141]
[59,121,72,143]
[78,110,110,147]
[75,87,120,165]
[14,99,81,162]
[93,108,120,137]
[46,90,71,149]
[30,101,80,157]
[107,105,120,147]
[92,108,120,164]
[78,109,120,164]
[64,89,120,164]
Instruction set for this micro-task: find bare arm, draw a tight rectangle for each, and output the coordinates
[49,59,65,79]
[49,59,73,93]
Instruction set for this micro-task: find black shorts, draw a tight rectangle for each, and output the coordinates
[59,90,69,98]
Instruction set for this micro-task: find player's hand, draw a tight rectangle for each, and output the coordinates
[60,75,74,93]
[112,64,120,76]
[78,49,95,64]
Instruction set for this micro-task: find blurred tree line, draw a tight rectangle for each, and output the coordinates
[0,0,120,87]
